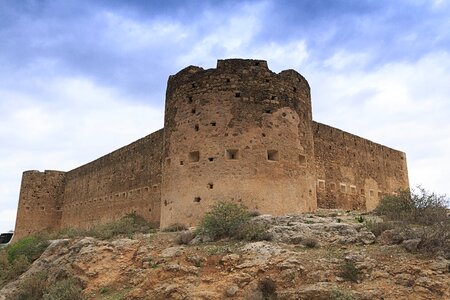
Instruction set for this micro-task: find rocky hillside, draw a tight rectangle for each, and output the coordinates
[1,211,449,300]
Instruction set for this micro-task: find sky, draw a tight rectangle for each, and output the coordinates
[1,0,450,232]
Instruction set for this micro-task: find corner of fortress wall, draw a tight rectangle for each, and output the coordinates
[13,58,410,239]
[13,170,66,241]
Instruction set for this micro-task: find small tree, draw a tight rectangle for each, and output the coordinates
[197,201,251,240]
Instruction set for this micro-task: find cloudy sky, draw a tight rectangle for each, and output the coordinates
[1,0,449,232]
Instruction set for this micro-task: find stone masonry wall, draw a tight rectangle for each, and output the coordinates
[14,170,65,240]
[60,129,163,229]
[313,122,409,210]
[160,59,317,228]
[13,58,410,240]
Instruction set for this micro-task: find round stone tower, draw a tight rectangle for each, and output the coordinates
[160,59,317,227]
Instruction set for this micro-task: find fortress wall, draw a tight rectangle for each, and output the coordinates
[14,170,65,240]
[161,59,317,227]
[313,122,409,210]
[60,129,164,229]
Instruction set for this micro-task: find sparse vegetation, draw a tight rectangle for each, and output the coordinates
[330,288,360,300]
[364,219,395,237]
[162,223,188,232]
[43,277,83,300]
[302,237,319,248]
[54,213,155,240]
[197,201,271,241]
[0,235,49,288]
[6,235,49,263]
[376,186,448,225]
[372,186,449,256]
[13,272,83,300]
[338,260,361,283]
[258,277,277,300]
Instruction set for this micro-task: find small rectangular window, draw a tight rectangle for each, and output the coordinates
[194,197,201,203]
[350,186,356,194]
[210,121,217,126]
[226,149,239,160]
[329,183,336,191]
[318,180,325,189]
[194,124,199,131]
[207,183,214,189]
[299,154,306,164]
[267,150,279,161]
[360,188,365,194]
[340,183,347,193]
[208,157,215,162]
[369,189,374,197]
[189,151,200,162]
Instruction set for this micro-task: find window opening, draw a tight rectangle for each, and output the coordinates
[188,96,193,103]
[189,151,200,162]
[369,189,374,197]
[210,121,216,126]
[267,150,279,161]
[350,186,356,194]
[299,154,306,164]
[208,157,215,162]
[207,183,214,189]
[329,183,336,191]
[194,197,201,203]
[194,124,199,131]
[180,160,184,166]
[318,180,325,189]
[235,92,241,97]
[191,108,196,114]
[340,183,347,193]
[225,149,239,160]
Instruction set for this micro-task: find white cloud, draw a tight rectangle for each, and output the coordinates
[0,74,164,232]
[308,51,450,198]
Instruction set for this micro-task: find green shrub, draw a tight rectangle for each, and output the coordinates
[376,187,448,225]
[338,261,361,283]
[43,278,83,300]
[7,235,49,263]
[197,201,251,240]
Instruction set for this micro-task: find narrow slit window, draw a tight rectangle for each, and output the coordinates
[180,160,184,166]
[194,124,199,131]
[189,151,200,162]
[267,150,279,161]
[226,149,239,160]
[188,96,193,103]
[378,191,382,198]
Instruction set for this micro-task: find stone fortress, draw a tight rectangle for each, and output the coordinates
[13,59,409,240]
